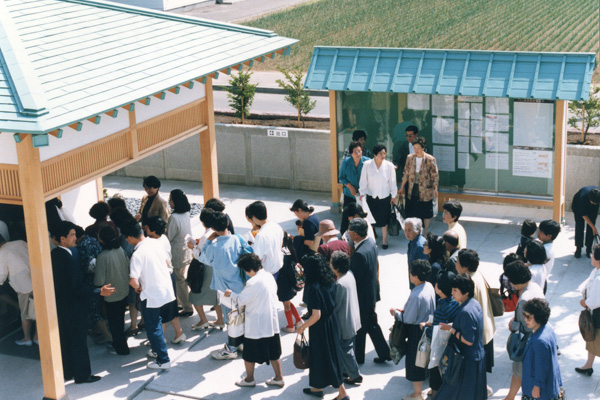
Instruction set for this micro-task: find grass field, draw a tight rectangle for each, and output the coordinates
[245,0,599,71]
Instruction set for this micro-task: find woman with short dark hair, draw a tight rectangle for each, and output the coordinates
[339,140,370,235]
[423,232,446,286]
[85,202,118,239]
[135,175,170,227]
[525,240,548,291]
[290,199,320,258]
[434,274,487,400]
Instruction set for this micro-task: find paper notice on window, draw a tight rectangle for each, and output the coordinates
[486,97,509,114]
[513,101,554,149]
[471,103,483,120]
[458,103,470,119]
[407,94,430,110]
[471,137,483,154]
[432,117,455,144]
[471,120,483,137]
[485,153,509,170]
[432,95,455,117]
[484,132,509,152]
[458,96,483,103]
[512,149,552,178]
[485,114,509,132]
[458,136,469,153]
[458,119,469,136]
[433,145,456,172]
[458,153,470,169]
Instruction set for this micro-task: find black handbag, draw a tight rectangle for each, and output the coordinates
[388,204,400,236]
[293,333,310,369]
[439,338,464,386]
[186,258,205,294]
[580,308,596,342]
[506,329,530,362]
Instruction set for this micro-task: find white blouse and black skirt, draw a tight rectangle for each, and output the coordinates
[359,159,397,227]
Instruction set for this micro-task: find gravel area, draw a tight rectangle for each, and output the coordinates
[122,197,203,218]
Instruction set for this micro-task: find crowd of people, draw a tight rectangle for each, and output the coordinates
[0,131,599,399]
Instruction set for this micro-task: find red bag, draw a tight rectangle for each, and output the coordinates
[503,293,518,312]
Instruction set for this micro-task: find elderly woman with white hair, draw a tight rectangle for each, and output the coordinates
[404,218,427,289]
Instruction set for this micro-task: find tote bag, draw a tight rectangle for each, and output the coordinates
[439,339,464,386]
[227,301,245,348]
[293,333,310,369]
[428,325,451,368]
[415,330,431,368]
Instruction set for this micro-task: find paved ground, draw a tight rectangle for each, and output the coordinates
[178,0,315,23]
[1,176,599,400]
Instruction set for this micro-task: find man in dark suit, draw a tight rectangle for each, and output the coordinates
[392,124,421,185]
[347,218,391,364]
[51,221,111,383]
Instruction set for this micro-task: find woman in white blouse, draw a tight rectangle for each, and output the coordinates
[576,244,600,376]
[224,253,284,388]
[358,144,397,249]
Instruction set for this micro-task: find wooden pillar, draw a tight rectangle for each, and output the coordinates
[127,108,140,159]
[553,100,567,223]
[329,91,341,212]
[16,135,66,400]
[200,77,220,200]
[95,177,104,202]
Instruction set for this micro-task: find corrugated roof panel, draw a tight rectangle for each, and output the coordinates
[304,46,596,101]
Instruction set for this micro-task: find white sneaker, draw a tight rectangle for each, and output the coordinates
[266,378,285,387]
[235,378,256,387]
[210,344,237,360]
[147,349,157,358]
[15,339,32,346]
[147,361,171,370]
[171,333,186,344]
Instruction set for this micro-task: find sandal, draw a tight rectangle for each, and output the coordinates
[211,322,225,330]
[191,322,210,331]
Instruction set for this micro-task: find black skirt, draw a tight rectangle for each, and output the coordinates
[406,197,434,220]
[404,324,428,382]
[277,255,298,302]
[160,273,178,323]
[366,195,392,227]
[242,334,282,365]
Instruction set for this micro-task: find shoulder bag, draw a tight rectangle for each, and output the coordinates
[506,327,530,362]
[484,276,504,317]
[579,307,596,342]
[415,330,431,368]
[227,299,245,348]
[293,333,310,369]
[439,337,464,386]
[389,317,409,364]
[186,258,205,294]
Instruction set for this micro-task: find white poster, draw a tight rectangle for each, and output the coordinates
[512,149,552,178]
[486,97,509,114]
[433,145,456,172]
[458,96,483,103]
[485,114,509,132]
[407,94,430,110]
[471,103,483,120]
[458,136,469,153]
[432,117,455,144]
[485,153,509,170]
[513,101,554,149]
[485,132,509,152]
[471,120,483,136]
[432,95,455,117]
[471,137,483,154]
[458,153,470,169]
[458,119,469,136]
[458,103,470,119]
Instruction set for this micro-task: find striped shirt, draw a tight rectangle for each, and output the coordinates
[425,297,461,338]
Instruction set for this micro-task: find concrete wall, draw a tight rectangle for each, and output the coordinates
[108,0,210,11]
[111,123,332,192]
[565,144,600,210]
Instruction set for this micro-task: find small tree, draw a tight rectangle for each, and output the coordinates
[276,66,316,128]
[568,86,600,144]
[226,70,257,124]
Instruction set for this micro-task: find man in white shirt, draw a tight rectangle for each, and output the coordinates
[123,221,175,370]
[0,235,36,346]
[245,201,284,276]
[538,220,561,277]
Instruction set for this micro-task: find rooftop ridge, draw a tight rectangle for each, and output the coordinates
[0,0,48,117]
[63,0,278,37]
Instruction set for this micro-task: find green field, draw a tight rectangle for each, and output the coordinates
[246,0,599,71]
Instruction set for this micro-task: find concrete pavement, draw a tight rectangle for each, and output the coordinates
[2,176,599,399]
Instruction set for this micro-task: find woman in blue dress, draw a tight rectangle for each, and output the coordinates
[435,273,487,400]
[290,199,320,258]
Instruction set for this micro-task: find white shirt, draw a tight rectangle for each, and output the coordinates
[415,156,423,173]
[359,159,397,199]
[580,268,600,310]
[543,242,555,276]
[192,227,214,260]
[0,241,32,294]
[529,264,547,289]
[0,220,9,241]
[230,269,280,339]
[130,238,175,308]
[252,221,284,274]
[157,235,173,272]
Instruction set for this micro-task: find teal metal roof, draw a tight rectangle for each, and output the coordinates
[0,0,297,135]
[304,47,596,101]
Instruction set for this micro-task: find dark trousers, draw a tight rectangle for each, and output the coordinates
[141,300,170,364]
[575,213,597,250]
[355,312,390,364]
[58,308,92,382]
[340,195,356,235]
[105,297,129,355]
[429,366,443,391]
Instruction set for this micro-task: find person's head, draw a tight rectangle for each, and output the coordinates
[372,144,387,162]
[590,188,600,205]
[405,125,418,144]
[404,217,422,241]
[107,196,127,211]
[442,230,459,251]
[503,252,523,271]
[521,219,537,238]
[456,249,479,273]
[199,208,216,229]
[110,207,135,229]
[145,216,166,238]
[89,201,110,222]
[238,253,262,276]
[317,219,340,240]
[343,202,367,220]
[245,201,268,224]
[593,244,600,267]
[211,212,229,233]
[538,219,560,243]
[451,273,475,303]
[120,219,143,241]
[523,298,551,330]
[435,270,456,299]
[442,200,462,224]
[412,136,426,156]
[290,199,314,220]
[169,189,191,214]
[51,220,77,248]
[348,140,364,161]
[142,176,161,196]
[352,130,367,148]
[348,218,368,242]
[302,253,336,286]
[424,232,446,264]
[525,239,548,265]
[504,260,532,290]
[409,259,431,285]
[204,198,226,212]
[330,251,350,276]
[98,224,120,250]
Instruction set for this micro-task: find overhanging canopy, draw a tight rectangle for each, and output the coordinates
[304,46,596,101]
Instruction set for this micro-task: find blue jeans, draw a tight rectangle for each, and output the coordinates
[141,300,170,364]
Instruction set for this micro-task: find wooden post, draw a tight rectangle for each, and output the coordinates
[200,77,220,200]
[16,135,66,400]
[127,109,139,159]
[95,177,104,202]
[553,100,567,223]
[329,91,341,212]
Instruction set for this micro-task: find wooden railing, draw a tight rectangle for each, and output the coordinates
[0,164,21,204]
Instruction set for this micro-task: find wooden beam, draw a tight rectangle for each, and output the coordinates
[437,192,553,209]
[553,100,567,222]
[87,115,101,125]
[15,134,66,400]
[153,92,166,100]
[329,90,340,211]
[96,177,104,202]
[168,87,180,94]
[200,77,219,200]
[122,103,135,112]
[127,109,139,159]
[105,109,118,118]
[138,97,151,106]
[69,122,82,131]
[183,81,194,89]
[48,129,63,138]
